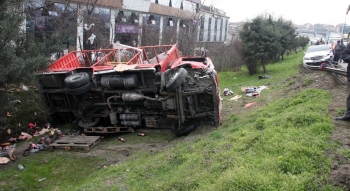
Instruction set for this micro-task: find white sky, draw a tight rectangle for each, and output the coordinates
[203,0,350,26]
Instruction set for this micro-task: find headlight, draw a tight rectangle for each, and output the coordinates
[304,57,310,60]
[323,54,331,59]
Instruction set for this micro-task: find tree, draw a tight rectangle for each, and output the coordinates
[0,0,47,85]
[239,16,282,74]
[275,17,297,60]
[239,14,300,75]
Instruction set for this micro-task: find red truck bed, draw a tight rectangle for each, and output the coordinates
[46,44,180,73]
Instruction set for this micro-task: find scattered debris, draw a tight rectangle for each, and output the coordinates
[0,144,17,160]
[258,75,270,80]
[229,95,242,101]
[0,157,10,164]
[244,102,257,108]
[246,93,260,98]
[118,137,125,142]
[49,135,100,151]
[21,85,29,91]
[17,164,24,171]
[9,100,21,104]
[223,88,234,96]
[19,132,32,140]
[29,143,44,153]
[0,142,10,147]
[38,128,49,135]
[38,178,46,182]
[244,87,258,93]
[242,86,269,98]
[28,122,40,136]
[138,133,146,137]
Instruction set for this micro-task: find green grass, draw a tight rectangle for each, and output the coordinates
[0,50,342,191]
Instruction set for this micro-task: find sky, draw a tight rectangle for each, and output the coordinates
[203,0,350,26]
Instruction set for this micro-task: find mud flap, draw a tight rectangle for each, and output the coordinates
[175,121,198,137]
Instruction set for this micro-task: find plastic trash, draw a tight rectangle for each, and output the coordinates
[245,87,257,93]
[244,102,257,108]
[18,164,24,171]
[319,62,326,71]
[9,100,21,104]
[258,75,270,80]
[138,133,146,137]
[223,88,234,96]
[21,85,29,91]
[38,178,46,182]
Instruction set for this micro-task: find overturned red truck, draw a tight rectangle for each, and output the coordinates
[36,44,221,136]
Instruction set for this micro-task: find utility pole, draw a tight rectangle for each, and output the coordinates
[343,5,350,40]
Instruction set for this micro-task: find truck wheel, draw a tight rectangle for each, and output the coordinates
[175,121,198,137]
[66,81,91,95]
[166,68,187,92]
[65,72,90,88]
[78,118,100,128]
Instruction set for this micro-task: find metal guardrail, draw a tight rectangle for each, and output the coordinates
[304,64,347,85]
[304,65,347,77]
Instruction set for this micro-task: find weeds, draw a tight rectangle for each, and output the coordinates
[302,77,313,86]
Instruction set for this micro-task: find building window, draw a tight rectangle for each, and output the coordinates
[180,20,187,28]
[130,12,139,24]
[214,18,218,41]
[147,15,156,25]
[207,18,211,41]
[167,18,174,27]
[225,19,228,41]
[117,11,126,23]
[220,19,223,41]
[199,16,204,41]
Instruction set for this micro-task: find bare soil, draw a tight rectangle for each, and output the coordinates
[3,64,350,189]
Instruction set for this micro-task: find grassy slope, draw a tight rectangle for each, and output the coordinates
[0,50,341,191]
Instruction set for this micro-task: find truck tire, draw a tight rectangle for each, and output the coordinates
[78,118,100,128]
[66,81,91,95]
[166,68,187,92]
[65,72,90,89]
[175,121,198,137]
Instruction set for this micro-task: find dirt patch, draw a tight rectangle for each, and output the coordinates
[296,64,350,189]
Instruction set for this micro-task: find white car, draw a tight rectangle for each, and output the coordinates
[309,38,318,45]
[303,45,333,67]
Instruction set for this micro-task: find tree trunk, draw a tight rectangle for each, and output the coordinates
[262,62,267,74]
[281,50,284,60]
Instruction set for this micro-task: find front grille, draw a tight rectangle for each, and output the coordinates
[310,56,323,60]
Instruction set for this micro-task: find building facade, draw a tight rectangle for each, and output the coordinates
[25,0,229,55]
